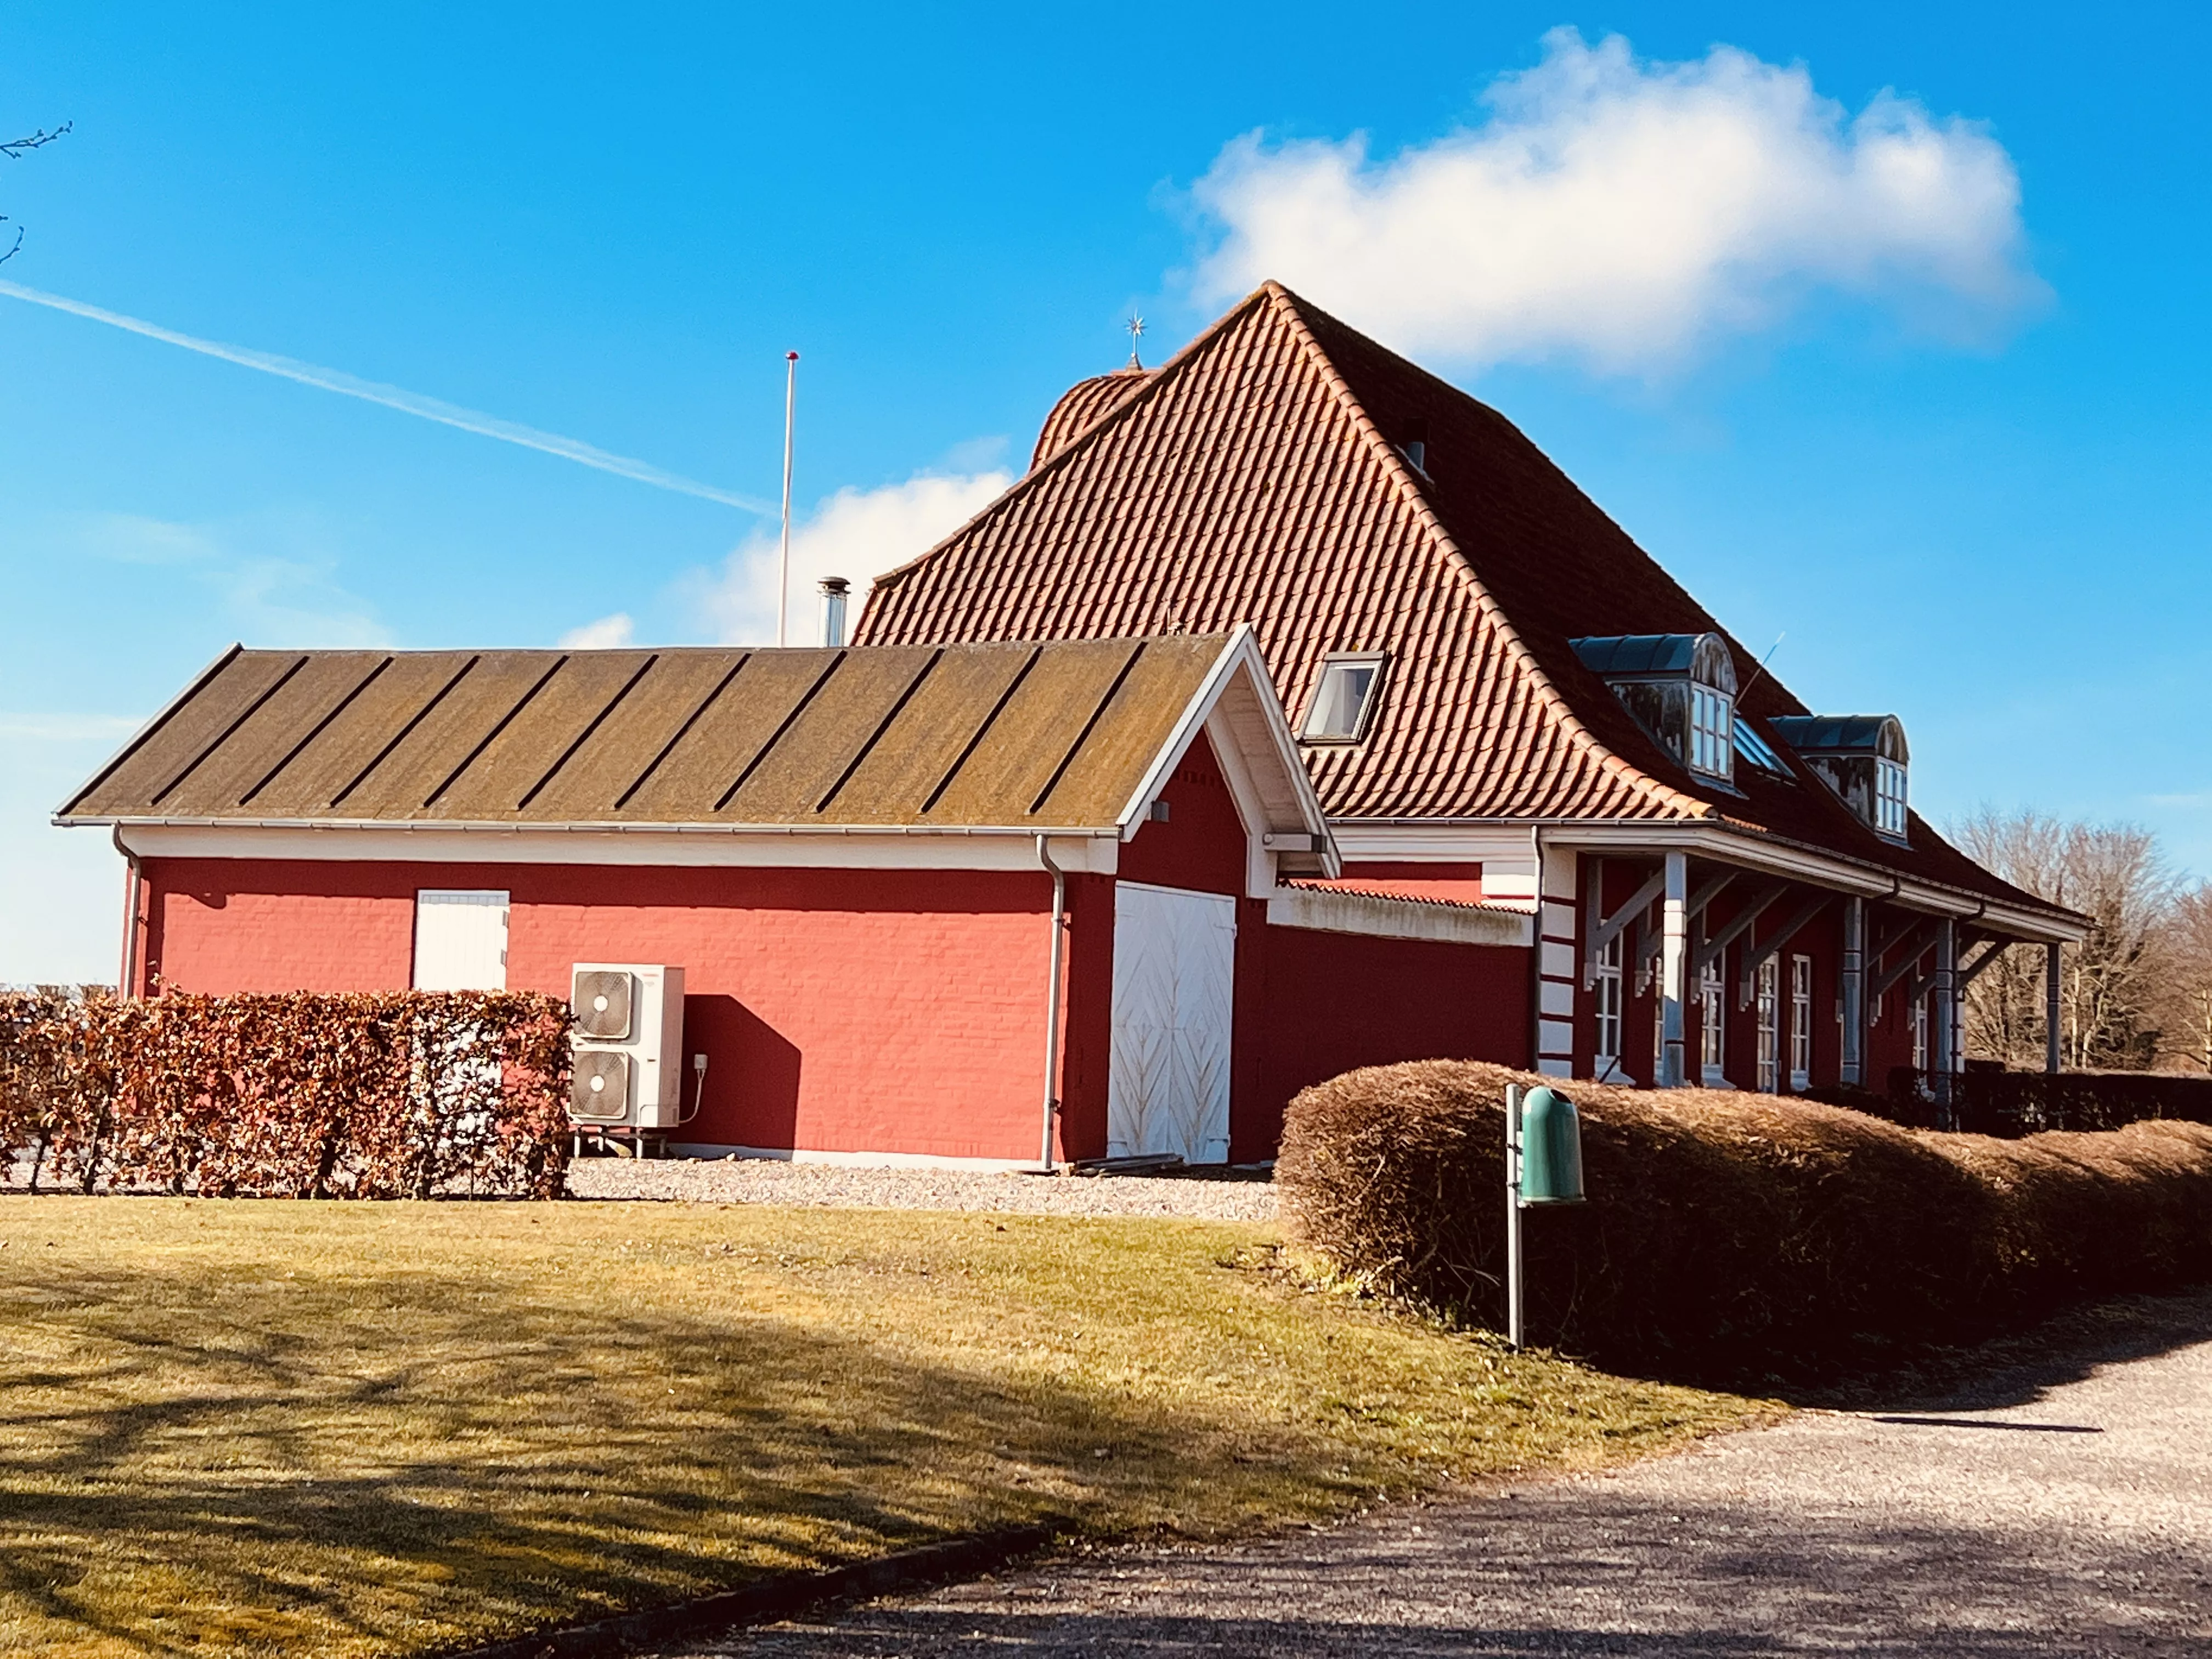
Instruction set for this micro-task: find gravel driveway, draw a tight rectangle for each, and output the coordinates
[566,1158,1278,1222]
[668,1289,2212,1657]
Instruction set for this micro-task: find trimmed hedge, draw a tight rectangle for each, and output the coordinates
[1878,1066,2212,1136]
[0,989,573,1199]
[1278,1060,2212,1382]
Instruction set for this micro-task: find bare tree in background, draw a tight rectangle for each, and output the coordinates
[2157,883,2212,1073]
[1,121,71,264]
[1953,808,2177,1070]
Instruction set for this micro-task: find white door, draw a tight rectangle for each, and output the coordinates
[411,890,510,990]
[1109,882,1235,1164]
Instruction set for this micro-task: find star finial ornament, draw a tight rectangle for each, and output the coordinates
[1125,314,1146,369]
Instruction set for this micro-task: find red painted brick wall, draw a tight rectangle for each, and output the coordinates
[139,856,1062,1162]
[128,725,1542,1165]
[1251,924,1532,1159]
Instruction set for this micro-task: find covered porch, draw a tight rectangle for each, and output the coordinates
[1536,830,2087,1104]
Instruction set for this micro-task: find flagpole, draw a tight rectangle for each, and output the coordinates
[777,350,799,647]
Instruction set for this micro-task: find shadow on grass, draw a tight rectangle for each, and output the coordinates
[1,1265,1363,1657]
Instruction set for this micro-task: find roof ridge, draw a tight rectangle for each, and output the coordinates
[1259,282,1713,823]
[862,288,1282,610]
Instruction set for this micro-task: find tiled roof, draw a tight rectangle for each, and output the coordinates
[859,282,2066,920]
[1030,367,1157,469]
[57,636,1238,832]
[1280,878,1525,916]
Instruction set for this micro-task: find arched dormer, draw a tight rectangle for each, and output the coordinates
[1569,633,1738,784]
[1769,715,1910,840]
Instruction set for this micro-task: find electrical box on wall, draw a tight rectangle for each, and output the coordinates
[568,964,686,1128]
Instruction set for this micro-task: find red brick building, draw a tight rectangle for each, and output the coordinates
[61,283,2084,1163]
[59,630,1526,1166]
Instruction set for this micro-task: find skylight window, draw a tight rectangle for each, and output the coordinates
[1301,652,1387,744]
[1733,718,1788,775]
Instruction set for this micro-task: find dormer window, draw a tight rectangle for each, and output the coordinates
[1875,756,1908,838]
[1770,715,1911,842]
[1301,651,1387,743]
[1568,632,1737,784]
[1690,682,1733,777]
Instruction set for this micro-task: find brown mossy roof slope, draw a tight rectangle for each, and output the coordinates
[58,636,1231,831]
[859,282,2059,916]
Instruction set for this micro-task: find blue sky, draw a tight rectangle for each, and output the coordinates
[2,4,2207,980]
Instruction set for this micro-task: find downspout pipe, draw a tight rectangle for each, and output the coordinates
[111,827,142,1000]
[1035,834,1069,1172]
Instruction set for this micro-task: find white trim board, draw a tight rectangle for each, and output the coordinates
[111,823,1125,872]
[1329,820,2085,944]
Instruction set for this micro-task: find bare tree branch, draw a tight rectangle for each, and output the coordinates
[0,120,71,267]
[0,122,72,161]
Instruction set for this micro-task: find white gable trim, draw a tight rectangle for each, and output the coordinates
[1113,626,1340,894]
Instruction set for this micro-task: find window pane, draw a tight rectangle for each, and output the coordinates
[1304,658,1382,741]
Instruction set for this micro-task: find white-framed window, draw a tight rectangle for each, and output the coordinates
[1911,994,1929,1071]
[1876,757,1909,838]
[1790,955,1813,1090]
[1699,957,1726,1083]
[1689,682,1734,780]
[1593,933,1624,1081]
[1756,958,1780,1093]
[1300,652,1387,743]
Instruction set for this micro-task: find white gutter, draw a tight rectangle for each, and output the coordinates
[60,814,1128,839]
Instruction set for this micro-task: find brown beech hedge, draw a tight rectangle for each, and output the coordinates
[0,990,573,1199]
[1278,1059,2212,1383]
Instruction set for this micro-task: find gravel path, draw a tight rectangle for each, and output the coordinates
[565,1158,1279,1222]
[668,1290,2212,1657]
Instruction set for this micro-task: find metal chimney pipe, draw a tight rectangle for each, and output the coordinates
[817,577,849,648]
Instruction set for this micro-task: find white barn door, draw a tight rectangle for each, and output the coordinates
[1109,882,1235,1165]
[411,890,510,990]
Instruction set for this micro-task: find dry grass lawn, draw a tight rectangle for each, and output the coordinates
[0,1195,1766,1656]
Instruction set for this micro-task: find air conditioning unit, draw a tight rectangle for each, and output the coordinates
[569,963,686,1128]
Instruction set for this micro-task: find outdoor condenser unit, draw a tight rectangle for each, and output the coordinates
[568,963,686,1128]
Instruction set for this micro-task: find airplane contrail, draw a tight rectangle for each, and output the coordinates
[0,278,773,514]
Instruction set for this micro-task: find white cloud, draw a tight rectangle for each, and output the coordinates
[1186,29,2040,373]
[78,511,388,647]
[702,470,1012,645]
[559,612,636,649]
